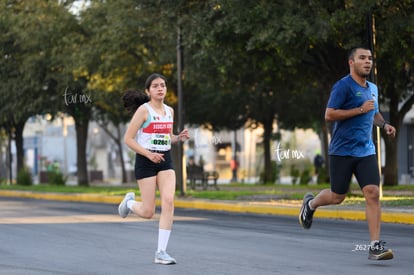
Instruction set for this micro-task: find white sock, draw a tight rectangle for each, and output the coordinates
[308,200,315,211]
[371,240,379,248]
[126,200,136,210]
[157,229,171,252]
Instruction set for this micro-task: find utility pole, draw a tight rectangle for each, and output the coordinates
[367,10,383,198]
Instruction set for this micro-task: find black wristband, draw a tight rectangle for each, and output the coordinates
[381,121,387,129]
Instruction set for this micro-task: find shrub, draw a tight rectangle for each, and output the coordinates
[317,167,329,184]
[17,168,33,186]
[290,165,300,184]
[299,169,312,185]
[47,171,66,186]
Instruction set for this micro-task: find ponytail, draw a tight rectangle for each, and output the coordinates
[122,89,149,115]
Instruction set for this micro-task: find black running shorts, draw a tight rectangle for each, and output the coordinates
[329,155,380,195]
[134,150,174,180]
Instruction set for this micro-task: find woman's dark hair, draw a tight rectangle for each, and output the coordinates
[144,73,167,90]
[122,89,149,115]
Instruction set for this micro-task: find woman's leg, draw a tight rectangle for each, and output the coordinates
[156,169,176,230]
[155,169,176,255]
[130,176,157,219]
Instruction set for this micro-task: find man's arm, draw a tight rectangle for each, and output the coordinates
[374,112,396,137]
[325,99,375,122]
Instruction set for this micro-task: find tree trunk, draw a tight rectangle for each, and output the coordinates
[97,122,128,183]
[14,121,25,174]
[382,84,403,186]
[382,112,412,186]
[320,120,330,182]
[383,135,398,186]
[262,118,273,183]
[116,126,127,183]
[382,91,400,186]
[75,117,89,186]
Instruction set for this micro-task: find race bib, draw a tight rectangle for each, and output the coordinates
[150,133,171,151]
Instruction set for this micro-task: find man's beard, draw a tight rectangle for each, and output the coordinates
[358,69,371,78]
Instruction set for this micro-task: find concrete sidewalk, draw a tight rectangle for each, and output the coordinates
[0,189,413,225]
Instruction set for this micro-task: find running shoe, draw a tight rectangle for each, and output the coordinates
[118,192,135,218]
[154,250,176,265]
[368,240,394,260]
[299,192,315,229]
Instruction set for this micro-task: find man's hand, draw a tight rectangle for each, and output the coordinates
[360,99,375,113]
[384,124,396,138]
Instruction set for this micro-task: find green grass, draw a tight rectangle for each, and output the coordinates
[377,197,414,207]
[1,183,413,206]
[340,196,414,207]
[184,189,286,200]
[0,184,136,196]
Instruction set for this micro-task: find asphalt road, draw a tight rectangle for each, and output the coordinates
[0,197,412,275]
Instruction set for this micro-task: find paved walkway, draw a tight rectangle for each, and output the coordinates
[0,189,413,225]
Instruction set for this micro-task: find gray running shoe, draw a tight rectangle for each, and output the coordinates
[299,192,315,229]
[118,192,135,218]
[368,240,394,260]
[154,250,177,265]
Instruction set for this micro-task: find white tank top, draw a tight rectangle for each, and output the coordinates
[137,103,173,151]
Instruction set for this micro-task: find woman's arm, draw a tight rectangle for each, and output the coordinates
[169,107,190,144]
[123,106,152,158]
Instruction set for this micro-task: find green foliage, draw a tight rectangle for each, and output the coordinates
[285,156,314,185]
[299,169,312,185]
[290,165,300,185]
[47,171,67,186]
[259,160,280,184]
[2,0,414,188]
[317,167,329,185]
[272,161,280,184]
[16,168,32,186]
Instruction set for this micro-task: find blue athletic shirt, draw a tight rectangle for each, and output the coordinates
[327,75,379,157]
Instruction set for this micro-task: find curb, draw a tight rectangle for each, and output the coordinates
[1,190,413,225]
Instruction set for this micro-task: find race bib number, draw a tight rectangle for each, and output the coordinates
[150,133,171,150]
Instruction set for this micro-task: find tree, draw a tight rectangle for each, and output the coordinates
[181,1,285,182]
[373,0,414,185]
[282,0,414,186]
[0,0,76,178]
[82,0,414,186]
[226,0,414,186]
[3,0,412,187]
[76,0,179,183]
